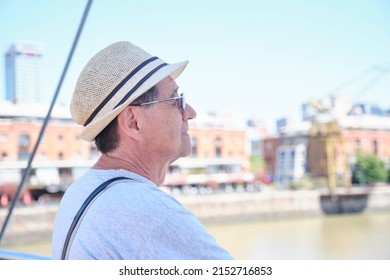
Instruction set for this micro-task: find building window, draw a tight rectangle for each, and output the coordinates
[0,133,8,142]
[373,140,378,155]
[354,139,360,151]
[58,152,64,160]
[215,137,222,157]
[1,152,8,160]
[18,133,30,146]
[191,137,198,157]
[251,140,260,155]
[38,152,46,160]
[18,133,30,160]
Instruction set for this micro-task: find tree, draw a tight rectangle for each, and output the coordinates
[388,168,390,183]
[249,155,264,171]
[352,151,387,185]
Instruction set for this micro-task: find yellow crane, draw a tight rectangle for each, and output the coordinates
[304,64,390,213]
[308,98,351,192]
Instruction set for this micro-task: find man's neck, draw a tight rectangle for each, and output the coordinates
[93,153,168,186]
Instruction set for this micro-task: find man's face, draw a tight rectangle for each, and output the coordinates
[138,76,196,162]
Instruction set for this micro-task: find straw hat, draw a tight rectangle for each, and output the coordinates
[70,41,188,142]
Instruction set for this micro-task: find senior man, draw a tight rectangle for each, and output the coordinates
[52,41,233,260]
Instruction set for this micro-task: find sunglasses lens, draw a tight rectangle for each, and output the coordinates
[181,93,186,111]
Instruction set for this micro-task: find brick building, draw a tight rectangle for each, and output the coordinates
[0,103,251,162]
[0,102,96,162]
[307,116,390,179]
[263,100,390,188]
[0,104,265,198]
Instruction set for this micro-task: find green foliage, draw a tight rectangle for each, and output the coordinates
[250,155,264,171]
[352,151,387,185]
[388,168,390,183]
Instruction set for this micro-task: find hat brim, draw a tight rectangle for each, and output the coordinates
[78,60,188,142]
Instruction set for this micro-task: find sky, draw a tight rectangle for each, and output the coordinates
[0,0,389,133]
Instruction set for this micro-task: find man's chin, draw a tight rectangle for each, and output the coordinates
[180,149,191,158]
[179,144,192,158]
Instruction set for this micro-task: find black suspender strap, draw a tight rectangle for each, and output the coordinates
[61,176,129,260]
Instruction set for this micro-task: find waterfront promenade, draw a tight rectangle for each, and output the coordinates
[1,186,390,246]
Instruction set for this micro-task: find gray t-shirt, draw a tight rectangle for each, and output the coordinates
[52,169,233,259]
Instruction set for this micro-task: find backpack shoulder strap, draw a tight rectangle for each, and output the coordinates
[61,176,129,260]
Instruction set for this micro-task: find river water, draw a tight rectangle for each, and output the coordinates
[3,210,390,259]
[207,210,390,259]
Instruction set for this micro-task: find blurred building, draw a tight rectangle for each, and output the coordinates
[0,106,268,197]
[189,111,249,159]
[246,118,269,157]
[264,96,390,188]
[0,101,96,162]
[5,41,44,103]
[0,106,266,166]
[264,118,309,187]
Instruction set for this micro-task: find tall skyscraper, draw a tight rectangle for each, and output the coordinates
[5,41,44,103]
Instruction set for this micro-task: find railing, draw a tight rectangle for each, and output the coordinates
[0,248,51,260]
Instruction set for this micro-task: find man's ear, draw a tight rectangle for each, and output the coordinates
[117,107,141,141]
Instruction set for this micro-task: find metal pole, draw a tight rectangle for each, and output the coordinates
[0,0,93,243]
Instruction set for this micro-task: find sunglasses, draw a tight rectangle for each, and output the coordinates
[132,93,186,113]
